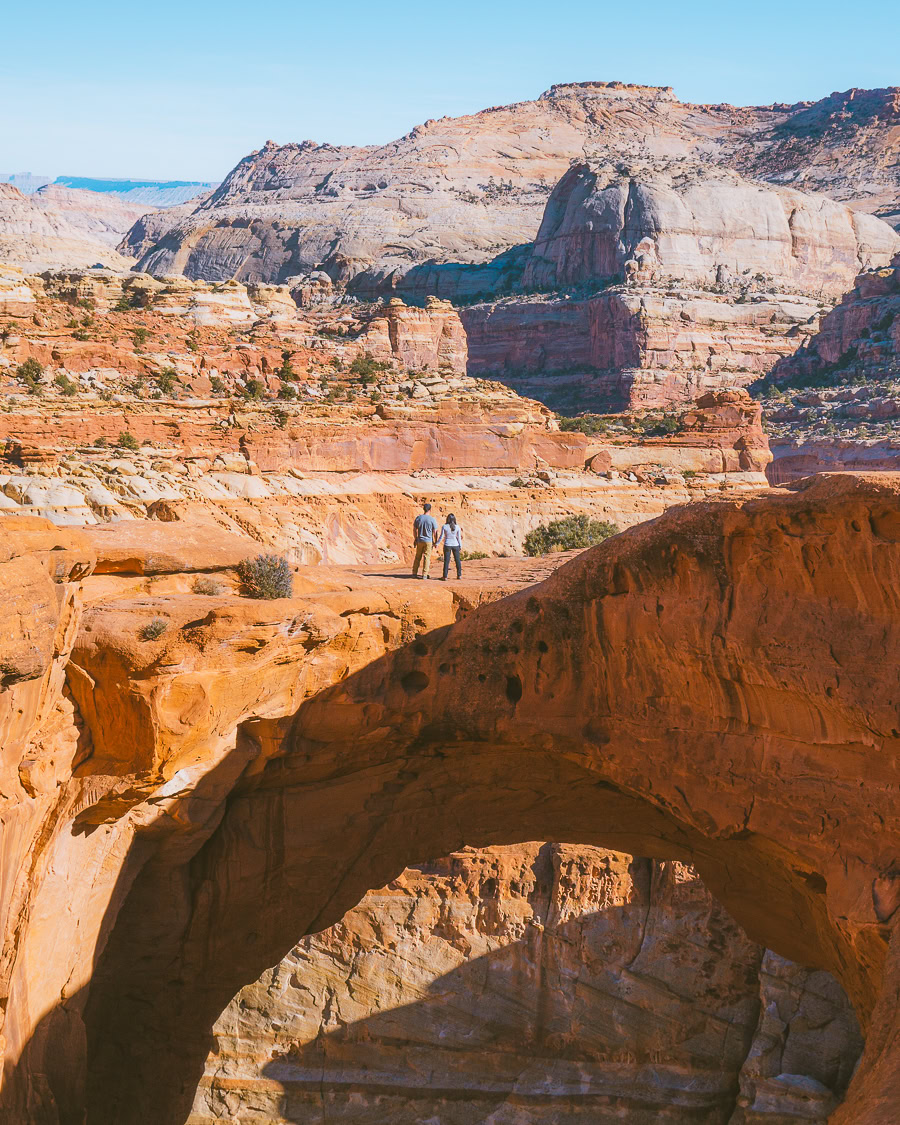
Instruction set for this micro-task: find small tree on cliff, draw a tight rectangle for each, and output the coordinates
[236,554,293,599]
[523,515,619,557]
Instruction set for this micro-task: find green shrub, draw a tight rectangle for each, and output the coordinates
[523,515,619,557]
[557,415,611,435]
[241,378,264,400]
[115,291,144,312]
[209,376,225,394]
[236,554,293,599]
[93,437,109,448]
[192,576,222,596]
[277,349,297,380]
[349,351,391,381]
[140,618,169,641]
[54,373,78,396]
[16,357,44,394]
[510,477,528,488]
[461,550,488,561]
[156,368,178,394]
[117,431,140,451]
[272,407,289,428]
[133,327,149,350]
[640,414,680,437]
[278,383,298,401]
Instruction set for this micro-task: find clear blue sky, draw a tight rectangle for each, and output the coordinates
[3,0,897,182]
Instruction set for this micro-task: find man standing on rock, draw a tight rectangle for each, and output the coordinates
[411,502,438,579]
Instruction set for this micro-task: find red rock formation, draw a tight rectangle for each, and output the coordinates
[0,474,897,1124]
[358,296,468,373]
[772,254,900,384]
[191,844,861,1124]
[462,289,821,410]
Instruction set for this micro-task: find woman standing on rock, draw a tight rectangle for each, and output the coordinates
[438,513,463,580]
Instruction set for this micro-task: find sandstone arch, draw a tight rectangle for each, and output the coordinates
[57,473,899,1124]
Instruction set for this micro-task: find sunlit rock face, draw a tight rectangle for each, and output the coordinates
[122,83,900,290]
[191,844,861,1125]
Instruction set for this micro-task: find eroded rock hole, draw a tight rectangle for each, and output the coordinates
[413,641,428,656]
[505,674,523,703]
[401,670,430,694]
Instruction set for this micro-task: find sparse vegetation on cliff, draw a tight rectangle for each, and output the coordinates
[116,431,140,451]
[192,576,222,596]
[236,554,293,599]
[524,515,619,556]
[139,618,169,641]
[16,357,44,394]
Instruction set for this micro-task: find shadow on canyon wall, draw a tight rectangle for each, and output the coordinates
[195,851,861,1125]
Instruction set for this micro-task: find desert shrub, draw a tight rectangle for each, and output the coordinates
[93,436,109,448]
[277,350,297,380]
[140,617,169,641]
[72,328,91,341]
[236,554,293,599]
[192,575,222,596]
[639,414,680,437]
[117,431,140,451]
[350,352,391,381]
[510,477,528,488]
[209,376,225,394]
[278,383,298,401]
[115,291,145,312]
[523,514,619,557]
[16,357,44,393]
[132,327,149,350]
[241,378,264,400]
[272,407,289,428]
[461,550,488,561]
[54,373,78,396]
[156,368,178,394]
[557,415,612,435]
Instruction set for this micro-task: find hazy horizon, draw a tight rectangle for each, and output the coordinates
[4,0,897,182]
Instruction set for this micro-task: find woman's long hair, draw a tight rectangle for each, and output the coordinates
[447,513,457,527]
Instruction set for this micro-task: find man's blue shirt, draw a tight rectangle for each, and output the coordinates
[414,513,438,542]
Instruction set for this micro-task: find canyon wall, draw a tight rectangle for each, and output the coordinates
[765,253,900,479]
[0,184,142,273]
[458,164,897,410]
[121,83,900,290]
[522,163,898,298]
[191,843,861,1124]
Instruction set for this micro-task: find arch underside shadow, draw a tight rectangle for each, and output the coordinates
[72,476,900,1124]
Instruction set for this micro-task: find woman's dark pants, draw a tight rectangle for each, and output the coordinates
[443,546,461,579]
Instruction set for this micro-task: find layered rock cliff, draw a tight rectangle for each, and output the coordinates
[521,163,897,298]
[763,253,900,479]
[0,183,142,272]
[191,844,861,1124]
[458,163,897,410]
[121,83,900,290]
[0,274,773,561]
